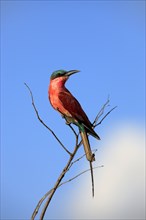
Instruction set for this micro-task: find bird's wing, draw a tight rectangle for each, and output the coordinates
[59,90,100,140]
[58,90,91,125]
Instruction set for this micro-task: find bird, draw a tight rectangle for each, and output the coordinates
[48,69,100,196]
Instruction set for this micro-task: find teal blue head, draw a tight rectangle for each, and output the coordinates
[50,69,80,80]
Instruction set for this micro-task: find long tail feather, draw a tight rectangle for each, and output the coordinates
[90,161,94,197]
[80,130,95,197]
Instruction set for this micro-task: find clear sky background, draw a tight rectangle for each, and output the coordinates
[1,1,145,219]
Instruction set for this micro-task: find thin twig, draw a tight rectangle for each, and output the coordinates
[95,106,117,127]
[68,153,86,170]
[31,190,52,219]
[68,149,98,170]
[68,124,78,137]
[24,83,72,155]
[59,165,104,188]
[93,97,110,126]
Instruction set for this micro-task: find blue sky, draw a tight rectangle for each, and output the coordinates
[1,1,145,219]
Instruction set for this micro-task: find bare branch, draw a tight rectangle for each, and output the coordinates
[38,147,97,219]
[31,190,52,219]
[24,83,72,155]
[25,84,116,219]
[31,164,103,219]
[39,142,80,220]
[31,143,80,219]
[95,106,117,127]
[59,165,104,188]
[92,97,110,126]
[68,153,86,170]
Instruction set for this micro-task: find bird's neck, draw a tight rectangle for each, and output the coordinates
[50,76,68,91]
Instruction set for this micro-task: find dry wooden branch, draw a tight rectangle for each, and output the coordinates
[24,83,71,155]
[95,106,117,127]
[31,164,103,219]
[68,149,97,170]
[39,142,81,220]
[25,83,116,220]
[93,97,110,126]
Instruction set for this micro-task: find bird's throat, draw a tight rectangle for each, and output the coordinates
[50,76,68,90]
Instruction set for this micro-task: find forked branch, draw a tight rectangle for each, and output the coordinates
[25,83,116,220]
[31,164,103,219]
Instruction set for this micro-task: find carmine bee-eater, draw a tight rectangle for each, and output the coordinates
[48,69,100,196]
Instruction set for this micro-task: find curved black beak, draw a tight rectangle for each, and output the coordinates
[65,70,80,77]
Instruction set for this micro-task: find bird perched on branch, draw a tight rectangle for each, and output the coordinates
[48,69,100,196]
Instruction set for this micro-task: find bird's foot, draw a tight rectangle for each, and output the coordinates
[66,121,71,125]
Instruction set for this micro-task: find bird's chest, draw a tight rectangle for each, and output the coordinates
[49,89,61,109]
[49,82,72,117]
[49,88,67,114]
